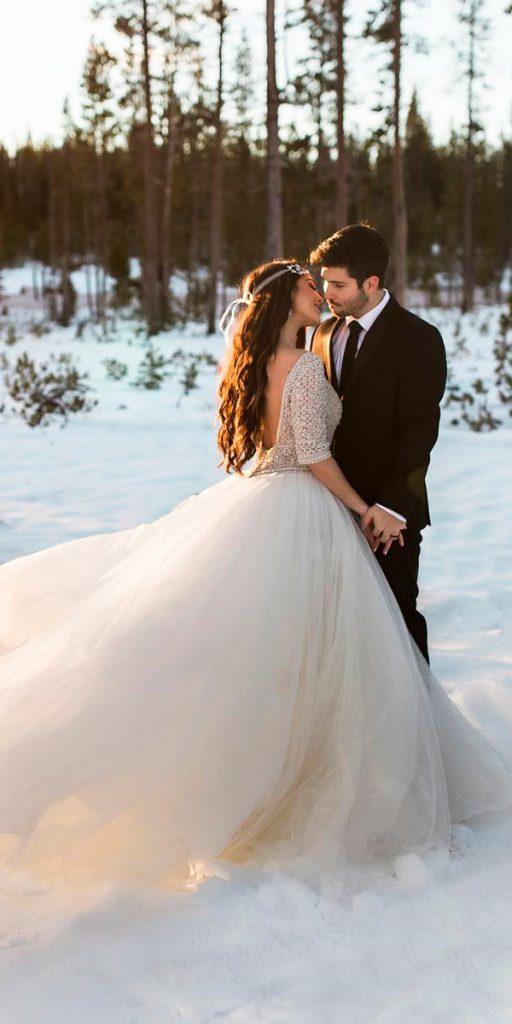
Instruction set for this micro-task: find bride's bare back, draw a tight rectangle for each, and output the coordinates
[261,350,306,450]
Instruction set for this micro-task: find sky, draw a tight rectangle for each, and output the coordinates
[0,0,511,154]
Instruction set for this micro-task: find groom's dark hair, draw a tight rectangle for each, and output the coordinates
[309,223,389,287]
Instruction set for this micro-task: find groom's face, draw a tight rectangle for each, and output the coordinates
[321,266,370,319]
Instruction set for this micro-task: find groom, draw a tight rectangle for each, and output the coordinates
[309,223,447,663]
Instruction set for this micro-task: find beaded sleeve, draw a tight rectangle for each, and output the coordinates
[289,354,333,466]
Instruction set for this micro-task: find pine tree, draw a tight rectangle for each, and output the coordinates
[404,91,439,288]
[291,2,332,242]
[93,0,165,333]
[81,39,118,320]
[204,1,229,335]
[156,1,194,321]
[266,0,284,257]
[333,0,348,225]
[225,30,264,279]
[459,0,489,312]
[365,0,408,302]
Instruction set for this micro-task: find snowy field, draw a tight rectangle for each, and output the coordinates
[1,280,512,1023]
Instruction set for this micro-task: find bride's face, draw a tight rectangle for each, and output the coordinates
[291,274,324,326]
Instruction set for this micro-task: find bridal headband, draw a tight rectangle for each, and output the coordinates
[219,263,308,340]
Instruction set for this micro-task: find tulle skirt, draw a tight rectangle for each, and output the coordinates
[0,470,511,887]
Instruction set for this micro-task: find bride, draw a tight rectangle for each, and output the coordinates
[0,259,511,889]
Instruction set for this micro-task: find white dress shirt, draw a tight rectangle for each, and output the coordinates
[332,288,391,381]
[332,289,406,526]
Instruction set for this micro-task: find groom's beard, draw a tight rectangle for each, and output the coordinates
[327,286,369,319]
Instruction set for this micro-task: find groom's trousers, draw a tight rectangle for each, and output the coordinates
[375,529,429,664]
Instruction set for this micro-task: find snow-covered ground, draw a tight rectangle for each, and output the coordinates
[1,288,512,1023]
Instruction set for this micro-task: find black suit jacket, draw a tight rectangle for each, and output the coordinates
[311,294,447,531]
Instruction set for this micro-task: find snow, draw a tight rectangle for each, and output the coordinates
[1,296,512,1023]
[0,262,117,298]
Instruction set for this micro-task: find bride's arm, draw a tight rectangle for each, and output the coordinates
[307,456,368,516]
[308,458,401,554]
[289,357,368,517]
[289,356,399,552]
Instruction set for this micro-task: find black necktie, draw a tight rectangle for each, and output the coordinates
[339,320,363,395]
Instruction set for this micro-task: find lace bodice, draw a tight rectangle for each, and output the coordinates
[249,352,342,477]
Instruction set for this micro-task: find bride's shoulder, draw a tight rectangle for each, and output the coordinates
[292,351,328,384]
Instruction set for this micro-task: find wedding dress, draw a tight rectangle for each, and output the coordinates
[0,352,511,888]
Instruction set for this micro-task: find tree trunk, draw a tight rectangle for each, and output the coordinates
[462,6,476,312]
[266,0,283,258]
[208,8,226,336]
[392,0,407,304]
[47,168,58,322]
[59,143,75,327]
[141,0,161,334]
[187,137,201,320]
[83,202,95,317]
[463,137,475,312]
[335,0,348,226]
[93,144,108,322]
[31,262,39,302]
[314,125,326,242]
[161,85,179,324]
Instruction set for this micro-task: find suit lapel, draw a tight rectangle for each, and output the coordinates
[344,294,401,395]
[311,317,342,391]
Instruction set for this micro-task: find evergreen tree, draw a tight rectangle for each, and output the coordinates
[81,39,118,319]
[203,0,229,335]
[266,0,284,257]
[459,0,489,311]
[365,0,408,302]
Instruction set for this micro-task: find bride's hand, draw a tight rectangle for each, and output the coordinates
[381,531,405,556]
[361,505,407,554]
[361,517,405,555]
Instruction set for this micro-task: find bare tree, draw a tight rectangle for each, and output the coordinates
[204,1,228,335]
[82,39,118,321]
[366,0,408,303]
[139,0,162,333]
[293,0,346,238]
[334,0,348,225]
[391,0,407,303]
[154,3,193,321]
[93,0,167,333]
[292,4,328,239]
[185,53,209,320]
[266,0,283,257]
[160,77,180,319]
[459,0,488,312]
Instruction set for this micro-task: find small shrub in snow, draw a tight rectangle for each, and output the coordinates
[181,361,199,394]
[168,349,218,395]
[444,379,501,432]
[132,346,172,390]
[104,358,129,381]
[75,318,88,339]
[168,349,218,370]
[75,315,122,344]
[493,298,512,415]
[1,352,97,428]
[131,346,218,394]
[28,318,50,338]
[453,334,469,356]
[0,323,19,346]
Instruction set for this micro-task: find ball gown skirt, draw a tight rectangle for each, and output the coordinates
[0,468,511,888]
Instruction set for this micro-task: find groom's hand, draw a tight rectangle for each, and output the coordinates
[361,506,406,555]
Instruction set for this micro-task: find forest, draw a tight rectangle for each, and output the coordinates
[0,0,511,336]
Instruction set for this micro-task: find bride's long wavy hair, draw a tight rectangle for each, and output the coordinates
[217,259,306,474]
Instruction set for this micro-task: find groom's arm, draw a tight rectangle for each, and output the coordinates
[375,323,447,521]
